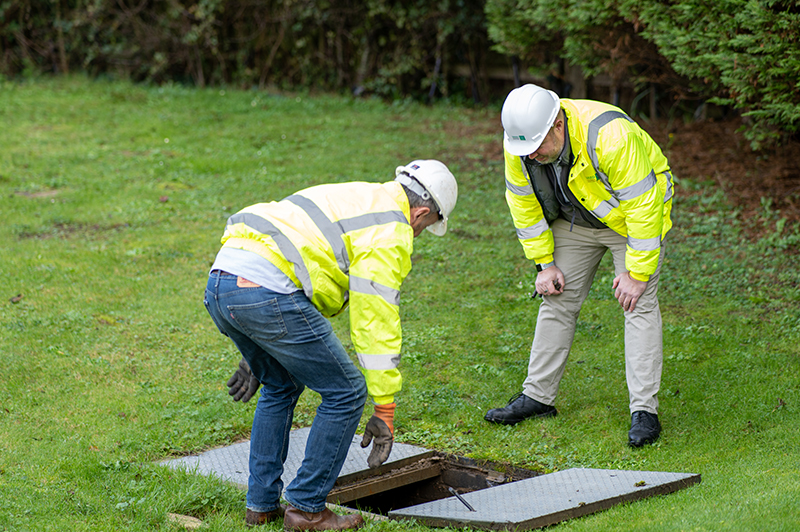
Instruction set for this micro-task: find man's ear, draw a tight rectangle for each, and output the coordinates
[554,110,567,132]
[409,206,432,225]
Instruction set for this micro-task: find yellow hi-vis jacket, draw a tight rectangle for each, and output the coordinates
[504,99,675,281]
[220,181,415,404]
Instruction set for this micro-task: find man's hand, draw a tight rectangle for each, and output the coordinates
[612,272,647,312]
[226,357,260,402]
[536,266,566,296]
[360,403,395,468]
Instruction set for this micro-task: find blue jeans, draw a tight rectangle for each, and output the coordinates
[204,272,367,513]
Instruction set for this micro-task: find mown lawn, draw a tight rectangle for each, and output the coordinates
[1,77,798,531]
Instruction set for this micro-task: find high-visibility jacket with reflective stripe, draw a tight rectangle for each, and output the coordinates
[220,181,414,404]
[504,99,675,280]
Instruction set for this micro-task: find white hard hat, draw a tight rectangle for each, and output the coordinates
[501,84,561,156]
[395,159,458,236]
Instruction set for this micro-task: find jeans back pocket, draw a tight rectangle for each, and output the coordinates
[227,298,288,343]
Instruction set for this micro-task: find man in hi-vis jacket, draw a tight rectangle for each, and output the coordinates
[484,84,675,448]
[204,160,457,530]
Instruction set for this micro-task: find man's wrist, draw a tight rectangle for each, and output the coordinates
[536,261,555,272]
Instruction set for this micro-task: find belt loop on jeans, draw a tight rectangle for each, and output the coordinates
[211,269,233,290]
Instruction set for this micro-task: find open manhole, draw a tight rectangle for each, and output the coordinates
[162,428,700,530]
[329,452,538,515]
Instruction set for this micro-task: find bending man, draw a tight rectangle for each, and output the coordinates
[205,161,457,529]
[484,84,675,447]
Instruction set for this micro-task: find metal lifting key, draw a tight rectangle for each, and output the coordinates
[448,487,476,512]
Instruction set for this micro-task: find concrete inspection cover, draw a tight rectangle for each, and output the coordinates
[389,467,701,530]
[161,427,433,491]
[162,431,700,529]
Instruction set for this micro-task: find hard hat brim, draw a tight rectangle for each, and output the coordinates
[426,218,447,236]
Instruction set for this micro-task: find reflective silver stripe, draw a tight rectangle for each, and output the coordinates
[663,171,674,202]
[506,178,533,196]
[587,111,633,192]
[508,157,534,196]
[228,212,314,300]
[350,275,400,306]
[627,235,661,251]
[516,218,550,240]
[285,194,350,273]
[338,211,408,233]
[591,201,615,219]
[357,352,401,370]
[615,170,657,202]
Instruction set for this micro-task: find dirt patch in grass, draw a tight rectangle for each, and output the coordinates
[645,117,800,232]
[14,189,61,199]
[17,222,131,239]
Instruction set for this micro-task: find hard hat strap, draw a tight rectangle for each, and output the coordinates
[395,173,432,202]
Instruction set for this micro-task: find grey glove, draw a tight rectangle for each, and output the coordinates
[360,403,395,468]
[226,357,260,402]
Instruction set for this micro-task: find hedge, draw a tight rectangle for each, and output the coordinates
[2,0,799,146]
[0,0,488,101]
[485,0,800,147]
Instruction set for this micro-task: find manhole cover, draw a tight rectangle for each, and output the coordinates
[162,427,433,490]
[161,429,700,529]
[388,467,701,530]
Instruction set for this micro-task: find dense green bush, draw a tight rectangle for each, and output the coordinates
[628,0,800,148]
[486,0,800,147]
[0,0,488,100]
[2,1,799,145]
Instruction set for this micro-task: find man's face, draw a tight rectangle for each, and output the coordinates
[526,119,565,165]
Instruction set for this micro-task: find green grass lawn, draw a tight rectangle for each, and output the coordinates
[1,76,798,531]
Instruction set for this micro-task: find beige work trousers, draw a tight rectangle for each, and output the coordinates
[522,219,664,414]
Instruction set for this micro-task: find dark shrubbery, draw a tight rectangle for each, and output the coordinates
[631,0,800,148]
[485,0,800,148]
[2,0,798,146]
[0,0,488,101]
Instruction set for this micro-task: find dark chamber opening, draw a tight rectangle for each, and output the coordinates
[329,453,537,515]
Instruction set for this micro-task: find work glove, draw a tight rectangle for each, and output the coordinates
[360,403,395,468]
[226,357,260,402]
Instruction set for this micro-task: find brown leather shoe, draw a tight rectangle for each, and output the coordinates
[246,505,286,527]
[283,506,364,531]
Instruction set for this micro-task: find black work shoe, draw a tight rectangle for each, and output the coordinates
[628,411,661,447]
[484,392,557,425]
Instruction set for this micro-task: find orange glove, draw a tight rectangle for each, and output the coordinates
[360,403,395,468]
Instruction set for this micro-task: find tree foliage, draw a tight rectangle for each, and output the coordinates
[630,0,800,147]
[1,1,799,145]
[0,0,488,100]
[486,0,800,147]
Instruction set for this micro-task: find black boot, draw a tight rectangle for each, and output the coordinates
[628,411,661,447]
[484,392,557,425]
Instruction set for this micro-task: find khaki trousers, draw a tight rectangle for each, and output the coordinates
[522,219,664,414]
